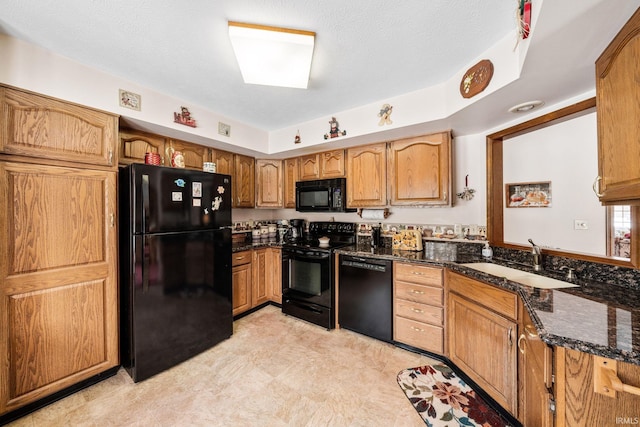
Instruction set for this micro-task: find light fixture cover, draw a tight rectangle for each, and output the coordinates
[228,22,315,89]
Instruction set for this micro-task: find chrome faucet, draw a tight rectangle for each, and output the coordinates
[528,238,543,271]
[560,266,577,281]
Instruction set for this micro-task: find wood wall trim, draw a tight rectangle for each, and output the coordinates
[486,97,638,268]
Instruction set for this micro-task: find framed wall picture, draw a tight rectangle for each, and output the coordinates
[119,89,141,111]
[506,181,552,207]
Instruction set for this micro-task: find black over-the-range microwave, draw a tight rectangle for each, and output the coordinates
[295,178,355,212]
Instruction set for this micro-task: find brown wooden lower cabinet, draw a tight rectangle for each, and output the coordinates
[393,262,445,354]
[555,347,640,427]
[232,248,282,317]
[446,270,518,416]
[232,251,252,316]
[0,161,118,416]
[252,248,270,306]
[518,302,554,426]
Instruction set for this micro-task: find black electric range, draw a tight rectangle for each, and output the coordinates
[281,222,356,329]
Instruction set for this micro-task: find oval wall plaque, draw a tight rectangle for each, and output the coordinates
[459,59,494,99]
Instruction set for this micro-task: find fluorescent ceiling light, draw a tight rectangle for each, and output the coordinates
[228,21,315,89]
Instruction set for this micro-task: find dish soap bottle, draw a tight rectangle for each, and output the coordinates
[482,242,493,259]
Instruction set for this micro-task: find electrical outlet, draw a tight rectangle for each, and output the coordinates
[574,220,589,230]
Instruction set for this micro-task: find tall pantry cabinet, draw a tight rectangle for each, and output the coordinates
[0,86,119,417]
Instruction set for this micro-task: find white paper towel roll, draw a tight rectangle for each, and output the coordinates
[360,209,386,220]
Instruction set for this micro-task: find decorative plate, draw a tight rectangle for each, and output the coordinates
[459,59,494,99]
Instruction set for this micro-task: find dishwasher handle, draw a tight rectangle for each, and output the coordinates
[341,256,390,273]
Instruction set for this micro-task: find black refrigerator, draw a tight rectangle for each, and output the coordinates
[119,164,233,382]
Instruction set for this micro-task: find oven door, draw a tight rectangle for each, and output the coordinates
[282,247,332,308]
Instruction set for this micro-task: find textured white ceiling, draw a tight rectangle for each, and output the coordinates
[1,0,639,136]
[0,0,516,131]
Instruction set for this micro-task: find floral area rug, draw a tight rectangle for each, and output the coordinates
[397,363,512,427]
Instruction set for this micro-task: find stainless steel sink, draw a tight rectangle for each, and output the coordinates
[460,263,578,289]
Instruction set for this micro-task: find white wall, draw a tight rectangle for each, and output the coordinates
[502,112,605,254]
[0,34,268,155]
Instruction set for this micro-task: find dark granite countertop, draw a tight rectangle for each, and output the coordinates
[232,240,282,252]
[336,244,640,366]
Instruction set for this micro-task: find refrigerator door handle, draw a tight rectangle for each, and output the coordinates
[142,235,150,293]
[142,174,150,233]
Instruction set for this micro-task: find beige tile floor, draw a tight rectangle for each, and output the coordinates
[7,305,438,426]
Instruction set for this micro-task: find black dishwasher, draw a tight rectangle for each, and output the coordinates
[338,255,393,342]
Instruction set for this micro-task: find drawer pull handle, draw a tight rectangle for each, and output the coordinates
[518,334,526,354]
[410,290,425,295]
[411,308,424,313]
[412,272,425,276]
[410,326,424,333]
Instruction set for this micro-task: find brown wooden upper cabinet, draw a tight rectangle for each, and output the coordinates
[234,154,255,208]
[345,132,451,208]
[212,149,255,208]
[0,86,118,168]
[346,143,387,207]
[388,132,451,206]
[319,149,346,178]
[283,158,298,209]
[166,138,210,171]
[119,129,166,166]
[211,149,234,175]
[298,149,345,180]
[298,153,320,180]
[595,8,640,204]
[255,159,283,208]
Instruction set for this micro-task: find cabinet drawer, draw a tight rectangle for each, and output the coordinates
[395,317,443,354]
[447,271,517,320]
[232,251,252,266]
[395,281,443,305]
[395,300,443,325]
[395,262,443,287]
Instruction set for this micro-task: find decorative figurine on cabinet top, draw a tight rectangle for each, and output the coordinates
[174,106,197,127]
[324,116,347,139]
[378,104,393,126]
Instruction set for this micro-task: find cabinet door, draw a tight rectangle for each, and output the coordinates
[252,249,269,306]
[320,149,345,178]
[448,292,518,415]
[595,9,640,203]
[283,158,298,209]
[233,154,255,208]
[166,139,210,171]
[518,304,553,427]
[298,154,320,180]
[269,248,282,304]
[346,143,387,207]
[212,149,234,175]
[232,263,252,316]
[0,87,117,168]
[0,162,118,415]
[388,132,451,206]
[256,159,283,208]
[555,347,640,426]
[119,129,166,166]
